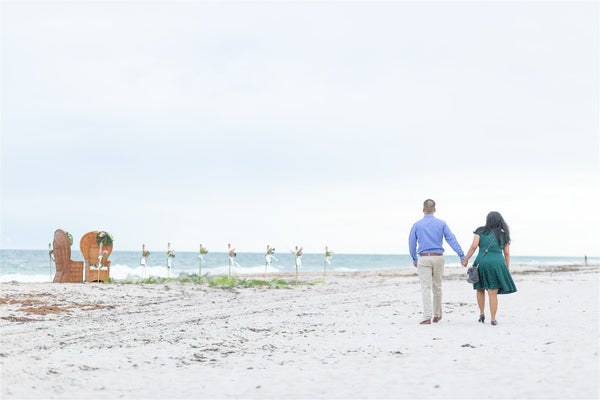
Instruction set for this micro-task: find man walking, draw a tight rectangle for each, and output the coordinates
[409,199,466,324]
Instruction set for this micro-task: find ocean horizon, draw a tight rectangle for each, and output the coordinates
[0,249,596,283]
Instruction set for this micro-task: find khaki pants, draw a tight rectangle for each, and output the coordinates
[417,256,445,320]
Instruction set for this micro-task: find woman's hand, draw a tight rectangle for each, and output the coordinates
[461,259,468,267]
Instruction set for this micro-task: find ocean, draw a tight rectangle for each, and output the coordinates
[0,250,595,283]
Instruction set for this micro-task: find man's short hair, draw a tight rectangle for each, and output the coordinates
[423,199,436,213]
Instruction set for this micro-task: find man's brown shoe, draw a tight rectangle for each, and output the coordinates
[420,319,431,325]
[433,316,442,323]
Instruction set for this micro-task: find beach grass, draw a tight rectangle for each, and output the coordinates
[115,275,301,289]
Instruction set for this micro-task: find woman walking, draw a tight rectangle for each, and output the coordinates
[463,211,517,325]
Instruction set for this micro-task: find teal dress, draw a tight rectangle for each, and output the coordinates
[472,230,517,294]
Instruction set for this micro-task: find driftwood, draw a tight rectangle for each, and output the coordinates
[80,231,112,282]
[52,229,84,283]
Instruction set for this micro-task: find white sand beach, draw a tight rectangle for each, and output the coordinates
[1,264,598,399]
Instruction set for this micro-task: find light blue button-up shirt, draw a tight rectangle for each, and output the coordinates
[409,214,465,263]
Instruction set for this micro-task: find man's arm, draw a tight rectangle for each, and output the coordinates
[408,224,418,266]
[443,223,465,260]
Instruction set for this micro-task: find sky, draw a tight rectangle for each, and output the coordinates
[1,0,598,256]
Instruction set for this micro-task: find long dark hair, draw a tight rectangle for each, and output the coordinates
[475,211,510,245]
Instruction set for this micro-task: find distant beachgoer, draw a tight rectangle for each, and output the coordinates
[409,199,465,325]
[584,254,588,265]
[463,211,517,326]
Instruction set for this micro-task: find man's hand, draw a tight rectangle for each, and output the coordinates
[461,259,468,267]
[413,261,417,268]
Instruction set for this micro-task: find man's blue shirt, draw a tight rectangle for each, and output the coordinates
[409,214,465,262]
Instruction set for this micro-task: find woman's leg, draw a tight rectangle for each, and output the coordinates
[487,289,499,321]
[477,289,486,316]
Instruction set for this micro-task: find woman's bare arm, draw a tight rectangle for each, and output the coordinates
[464,234,480,264]
[503,242,510,270]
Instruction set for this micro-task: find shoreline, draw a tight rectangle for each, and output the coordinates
[2,263,597,285]
[1,264,598,399]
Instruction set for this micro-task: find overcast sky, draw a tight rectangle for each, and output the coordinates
[1,0,598,256]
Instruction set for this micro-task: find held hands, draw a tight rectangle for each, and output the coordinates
[461,259,468,267]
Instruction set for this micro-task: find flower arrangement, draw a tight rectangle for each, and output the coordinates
[200,246,208,255]
[267,246,275,255]
[101,250,109,259]
[292,246,303,285]
[142,249,150,258]
[229,248,237,258]
[65,232,73,246]
[168,249,175,258]
[323,247,334,283]
[96,231,114,247]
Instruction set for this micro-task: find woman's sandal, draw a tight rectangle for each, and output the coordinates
[478,314,485,323]
[491,320,498,326]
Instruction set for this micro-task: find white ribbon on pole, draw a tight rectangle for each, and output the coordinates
[265,254,278,266]
[140,256,147,279]
[229,256,242,270]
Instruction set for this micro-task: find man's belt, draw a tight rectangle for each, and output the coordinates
[419,253,443,256]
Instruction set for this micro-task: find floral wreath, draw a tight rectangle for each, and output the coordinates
[96,231,114,247]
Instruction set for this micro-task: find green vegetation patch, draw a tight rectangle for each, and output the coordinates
[113,275,298,289]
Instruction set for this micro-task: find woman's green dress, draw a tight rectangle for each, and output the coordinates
[472,230,517,294]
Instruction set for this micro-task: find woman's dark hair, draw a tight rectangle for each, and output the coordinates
[475,211,510,245]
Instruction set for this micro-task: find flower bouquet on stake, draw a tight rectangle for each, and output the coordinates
[265,245,278,277]
[167,247,175,275]
[199,245,208,276]
[140,249,150,266]
[291,246,303,285]
[227,245,238,279]
[323,247,334,283]
[139,246,150,279]
[94,231,113,282]
[325,249,334,262]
